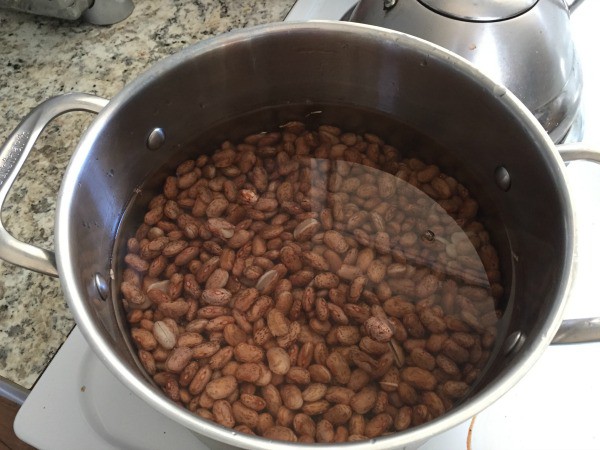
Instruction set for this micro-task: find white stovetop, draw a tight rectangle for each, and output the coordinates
[15,325,600,450]
[15,1,600,449]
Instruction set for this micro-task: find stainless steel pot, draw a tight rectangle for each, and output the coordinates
[1,21,600,450]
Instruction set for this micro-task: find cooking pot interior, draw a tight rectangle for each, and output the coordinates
[62,22,572,440]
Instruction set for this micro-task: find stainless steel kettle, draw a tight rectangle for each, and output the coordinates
[350,0,585,143]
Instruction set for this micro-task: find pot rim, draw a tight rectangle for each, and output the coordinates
[55,20,574,449]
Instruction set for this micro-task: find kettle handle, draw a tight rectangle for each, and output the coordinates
[0,93,108,277]
[565,0,585,13]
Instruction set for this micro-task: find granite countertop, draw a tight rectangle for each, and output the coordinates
[0,0,295,390]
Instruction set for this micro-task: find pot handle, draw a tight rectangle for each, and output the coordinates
[0,93,108,277]
[551,143,600,344]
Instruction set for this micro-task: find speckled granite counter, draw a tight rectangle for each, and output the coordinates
[0,0,295,390]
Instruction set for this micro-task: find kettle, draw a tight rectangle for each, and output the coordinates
[349,0,585,143]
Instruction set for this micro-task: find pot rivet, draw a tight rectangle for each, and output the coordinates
[495,166,511,191]
[421,229,435,241]
[503,330,525,356]
[383,0,398,10]
[94,273,109,301]
[147,128,165,151]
